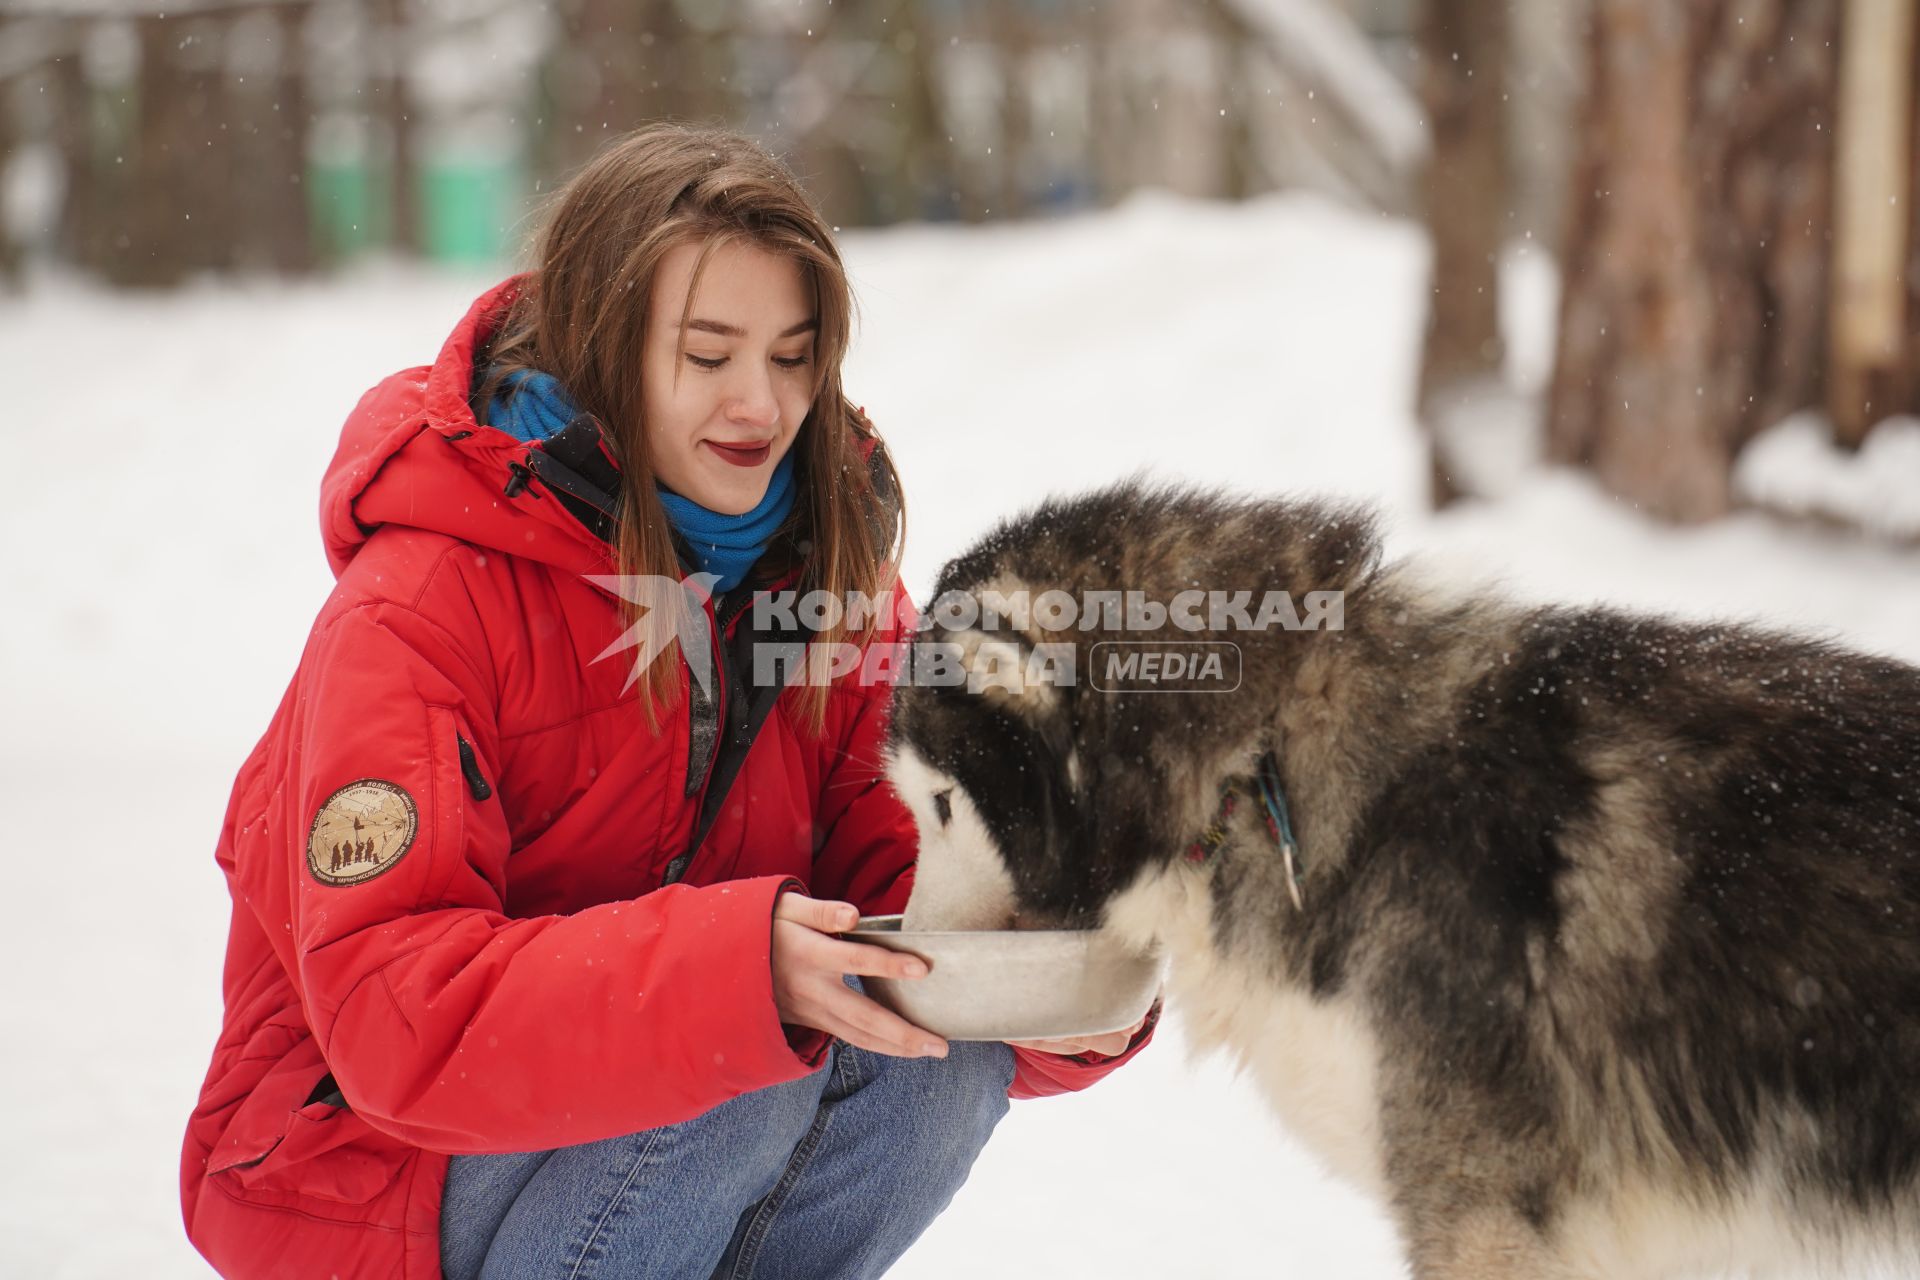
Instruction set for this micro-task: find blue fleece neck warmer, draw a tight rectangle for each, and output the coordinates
[481,366,795,593]
[656,458,796,595]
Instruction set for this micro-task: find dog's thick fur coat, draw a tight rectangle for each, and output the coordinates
[886,481,1920,1279]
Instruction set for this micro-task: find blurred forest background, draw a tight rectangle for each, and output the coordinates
[2,0,1915,535]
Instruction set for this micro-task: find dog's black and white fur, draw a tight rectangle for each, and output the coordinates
[886,480,1920,1279]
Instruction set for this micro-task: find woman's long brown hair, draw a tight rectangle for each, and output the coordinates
[478,123,905,732]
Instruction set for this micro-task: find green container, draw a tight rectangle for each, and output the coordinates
[307,150,521,264]
[424,155,522,265]
[309,157,388,261]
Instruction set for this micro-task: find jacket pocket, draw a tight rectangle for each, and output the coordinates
[207,1030,411,1207]
[218,1099,409,1206]
[431,705,519,904]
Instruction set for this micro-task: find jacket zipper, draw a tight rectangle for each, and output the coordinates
[662,588,757,886]
[456,734,493,801]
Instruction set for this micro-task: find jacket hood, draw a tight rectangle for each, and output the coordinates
[320,275,619,582]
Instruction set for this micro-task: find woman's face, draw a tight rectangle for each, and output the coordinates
[642,238,816,515]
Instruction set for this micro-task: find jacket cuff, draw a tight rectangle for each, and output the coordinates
[1008,998,1161,1100]
[1074,997,1162,1064]
[766,876,835,1069]
[686,875,826,1098]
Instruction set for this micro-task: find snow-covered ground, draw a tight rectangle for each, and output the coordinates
[1737,411,1920,544]
[4,191,1917,1278]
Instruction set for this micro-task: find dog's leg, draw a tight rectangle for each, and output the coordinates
[1384,1111,1593,1280]
[1401,1205,1587,1280]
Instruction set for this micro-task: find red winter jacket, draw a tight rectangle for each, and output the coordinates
[180,277,1155,1279]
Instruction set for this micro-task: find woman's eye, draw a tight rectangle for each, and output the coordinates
[685,353,807,370]
[932,790,953,827]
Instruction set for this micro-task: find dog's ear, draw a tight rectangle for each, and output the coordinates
[948,628,1061,706]
[936,626,1078,760]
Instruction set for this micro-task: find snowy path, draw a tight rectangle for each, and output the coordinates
[5,192,1916,1277]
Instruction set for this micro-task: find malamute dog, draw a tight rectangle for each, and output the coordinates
[885,480,1920,1279]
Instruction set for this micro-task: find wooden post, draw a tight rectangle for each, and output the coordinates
[1909,13,1920,416]
[1828,0,1917,446]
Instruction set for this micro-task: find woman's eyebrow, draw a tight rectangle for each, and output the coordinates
[682,318,819,338]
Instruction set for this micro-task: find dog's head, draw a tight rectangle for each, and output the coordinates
[883,480,1379,932]
[885,626,1136,931]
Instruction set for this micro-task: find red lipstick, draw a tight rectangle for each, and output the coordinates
[705,440,772,468]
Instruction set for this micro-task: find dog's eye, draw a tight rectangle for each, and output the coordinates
[932,789,953,827]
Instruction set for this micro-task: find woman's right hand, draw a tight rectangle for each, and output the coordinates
[771,892,948,1058]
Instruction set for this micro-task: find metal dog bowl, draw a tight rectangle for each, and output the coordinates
[848,916,1164,1042]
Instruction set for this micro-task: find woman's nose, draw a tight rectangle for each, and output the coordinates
[726,366,780,428]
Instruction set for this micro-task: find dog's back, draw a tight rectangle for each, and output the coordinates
[1344,600,1920,1276]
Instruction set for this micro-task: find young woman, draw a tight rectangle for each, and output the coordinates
[179,123,1155,1279]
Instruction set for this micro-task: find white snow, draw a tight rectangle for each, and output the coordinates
[1735,411,1920,544]
[4,191,1918,1279]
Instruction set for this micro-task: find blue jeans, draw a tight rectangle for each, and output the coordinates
[439,1036,1016,1279]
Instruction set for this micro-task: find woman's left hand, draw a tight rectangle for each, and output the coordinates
[1006,1006,1151,1059]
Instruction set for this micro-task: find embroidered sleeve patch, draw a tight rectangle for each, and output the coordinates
[307,780,420,886]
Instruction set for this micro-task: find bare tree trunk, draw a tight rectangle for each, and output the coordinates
[121,15,193,287]
[224,2,314,274]
[373,0,420,255]
[0,70,20,287]
[887,0,951,222]
[265,2,316,274]
[1548,0,1839,523]
[992,0,1031,219]
[1089,32,1132,204]
[1416,0,1509,508]
[178,17,237,274]
[1219,36,1258,202]
[51,50,103,273]
[680,7,734,127]
[541,0,679,182]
